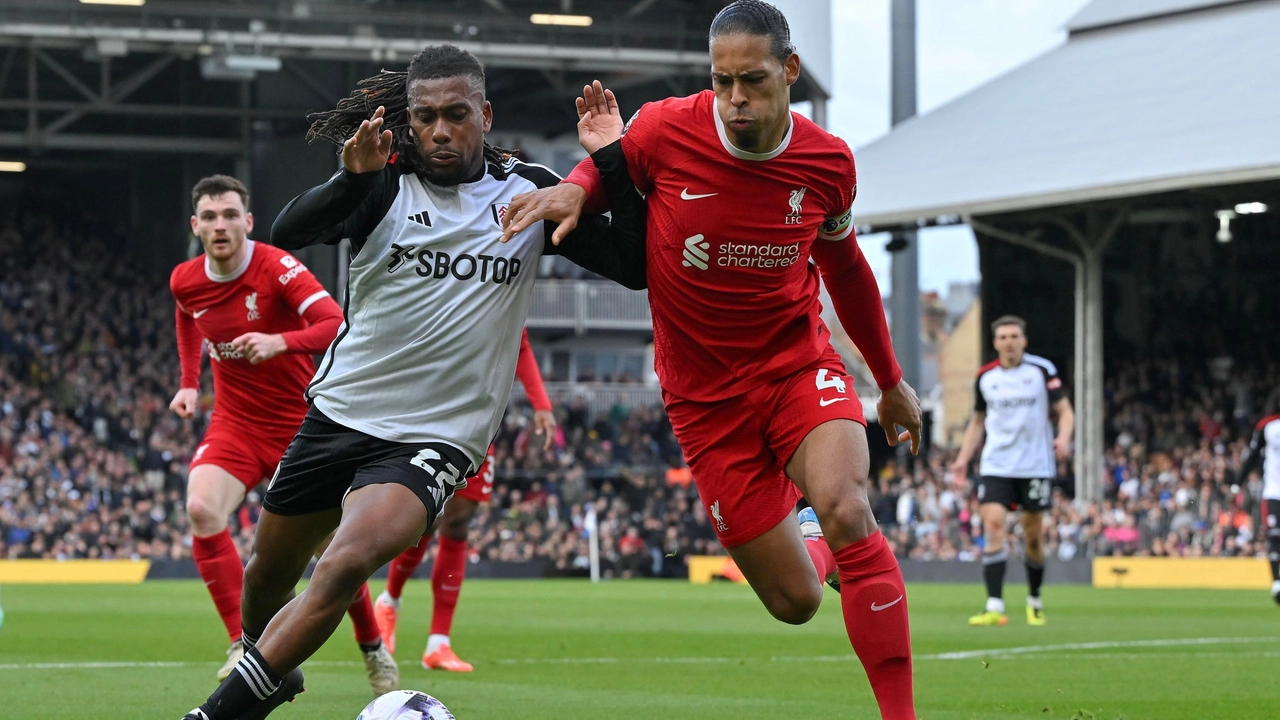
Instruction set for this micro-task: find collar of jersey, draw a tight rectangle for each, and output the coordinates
[204,240,254,283]
[712,105,794,162]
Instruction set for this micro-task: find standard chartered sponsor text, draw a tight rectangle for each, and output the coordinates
[717,242,800,268]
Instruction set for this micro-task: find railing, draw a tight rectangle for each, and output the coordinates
[526,280,652,333]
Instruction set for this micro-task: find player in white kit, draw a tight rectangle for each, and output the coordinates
[1241,409,1280,603]
[951,315,1074,626]
[180,45,646,720]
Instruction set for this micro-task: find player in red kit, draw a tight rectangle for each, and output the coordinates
[169,174,398,694]
[373,328,556,671]
[501,3,921,717]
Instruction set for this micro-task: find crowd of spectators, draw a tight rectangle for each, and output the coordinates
[873,358,1277,564]
[1,217,1275,575]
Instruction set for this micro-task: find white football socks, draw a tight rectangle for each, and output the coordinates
[377,591,400,610]
[985,597,1006,613]
[426,634,451,655]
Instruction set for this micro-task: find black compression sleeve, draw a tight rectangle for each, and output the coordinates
[270,167,388,250]
[550,140,648,290]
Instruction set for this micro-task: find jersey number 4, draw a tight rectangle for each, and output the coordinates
[815,369,846,394]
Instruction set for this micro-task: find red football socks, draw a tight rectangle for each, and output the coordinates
[348,582,382,646]
[191,528,244,642]
[430,536,469,636]
[386,535,431,600]
[834,531,916,720]
[805,536,838,581]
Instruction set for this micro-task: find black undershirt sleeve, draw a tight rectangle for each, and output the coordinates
[270,163,399,253]
[545,140,648,290]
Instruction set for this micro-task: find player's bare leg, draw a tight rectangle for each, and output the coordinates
[185,464,249,680]
[240,508,341,644]
[314,531,400,693]
[422,496,478,672]
[783,418,916,720]
[257,483,426,674]
[971,501,1010,625]
[1021,510,1047,625]
[191,486,423,720]
[725,517,825,624]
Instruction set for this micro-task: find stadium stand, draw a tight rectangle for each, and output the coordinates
[0,217,1273,574]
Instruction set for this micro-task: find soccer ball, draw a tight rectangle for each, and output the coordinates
[357,690,455,720]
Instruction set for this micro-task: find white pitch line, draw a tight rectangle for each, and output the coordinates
[1,637,1273,671]
[918,636,1279,661]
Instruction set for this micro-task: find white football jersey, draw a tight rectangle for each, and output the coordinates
[974,354,1066,479]
[1245,415,1280,500]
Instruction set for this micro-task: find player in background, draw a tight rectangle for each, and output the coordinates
[179,45,646,720]
[169,175,398,693]
[501,3,921,717]
[950,316,1073,626]
[1240,403,1280,604]
[374,328,556,671]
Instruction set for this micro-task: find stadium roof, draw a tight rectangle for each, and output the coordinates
[850,0,1280,229]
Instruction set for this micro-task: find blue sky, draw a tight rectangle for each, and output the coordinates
[817,0,1091,295]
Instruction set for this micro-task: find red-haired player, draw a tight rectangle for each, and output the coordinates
[374,328,556,671]
[169,174,397,693]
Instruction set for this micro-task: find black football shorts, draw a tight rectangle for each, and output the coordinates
[263,405,472,526]
[978,476,1053,512]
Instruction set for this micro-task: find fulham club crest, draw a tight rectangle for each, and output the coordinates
[491,202,510,227]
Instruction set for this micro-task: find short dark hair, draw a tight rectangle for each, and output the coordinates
[191,174,249,213]
[709,0,796,62]
[991,315,1027,335]
[407,44,485,93]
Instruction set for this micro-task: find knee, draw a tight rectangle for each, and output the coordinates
[810,493,872,541]
[761,581,823,625]
[440,514,470,542]
[186,494,226,536]
[243,552,291,596]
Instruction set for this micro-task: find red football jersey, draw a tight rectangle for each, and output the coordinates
[590,91,858,402]
[170,241,335,436]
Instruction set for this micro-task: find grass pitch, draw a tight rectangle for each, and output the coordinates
[0,579,1275,719]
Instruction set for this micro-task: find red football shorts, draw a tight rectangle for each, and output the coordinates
[663,352,865,549]
[190,420,295,490]
[453,445,495,503]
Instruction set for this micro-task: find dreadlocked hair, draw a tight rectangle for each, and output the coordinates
[306,45,516,176]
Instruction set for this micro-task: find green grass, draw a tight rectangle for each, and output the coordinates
[0,580,1276,719]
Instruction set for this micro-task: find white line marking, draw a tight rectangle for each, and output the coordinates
[917,636,1279,661]
[1,637,1272,671]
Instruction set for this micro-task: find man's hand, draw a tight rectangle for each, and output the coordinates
[231,332,288,365]
[576,80,623,155]
[1054,435,1072,461]
[877,380,923,455]
[500,183,588,246]
[533,409,558,450]
[341,105,393,174]
[948,457,969,485]
[169,388,198,419]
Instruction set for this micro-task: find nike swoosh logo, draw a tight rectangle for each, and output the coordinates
[818,397,849,407]
[871,595,903,612]
[192,309,208,318]
[680,188,718,200]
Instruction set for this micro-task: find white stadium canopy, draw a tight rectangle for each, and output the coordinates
[851,0,1280,229]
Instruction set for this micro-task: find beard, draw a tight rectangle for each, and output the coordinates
[731,128,760,151]
[415,148,478,187]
